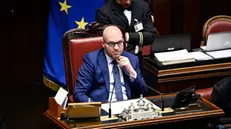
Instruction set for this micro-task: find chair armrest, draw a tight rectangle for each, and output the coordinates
[142,45,151,56]
[195,87,213,101]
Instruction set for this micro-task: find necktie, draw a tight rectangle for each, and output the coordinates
[112,60,123,101]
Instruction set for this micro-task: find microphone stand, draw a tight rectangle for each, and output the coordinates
[120,65,165,111]
[109,74,117,118]
[145,85,164,111]
[145,85,174,115]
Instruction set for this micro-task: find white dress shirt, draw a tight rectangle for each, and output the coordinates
[124,10,132,26]
[105,53,128,102]
[124,9,139,54]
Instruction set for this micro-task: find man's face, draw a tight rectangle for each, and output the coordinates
[102,27,124,60]
[116,0,132,8]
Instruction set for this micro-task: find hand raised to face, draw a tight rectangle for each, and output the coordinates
[117,56,136,78]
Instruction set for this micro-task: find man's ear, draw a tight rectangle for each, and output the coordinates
[101,39,105,47]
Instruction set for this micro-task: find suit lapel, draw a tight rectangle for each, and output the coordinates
[98,50,110,94]
[110,0,129,29]
[130,5,135,31]
[129,1,137,32]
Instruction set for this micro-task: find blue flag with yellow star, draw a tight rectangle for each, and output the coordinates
[43,0,104,90]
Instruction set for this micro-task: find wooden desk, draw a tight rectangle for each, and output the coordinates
[143,57,231,93]
[44,95,224,129]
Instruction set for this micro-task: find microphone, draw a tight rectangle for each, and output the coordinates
[108,84,116,118]
[145,85,164,111]
[108,67,117,118]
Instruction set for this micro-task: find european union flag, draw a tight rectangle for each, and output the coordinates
[43,0,104,90]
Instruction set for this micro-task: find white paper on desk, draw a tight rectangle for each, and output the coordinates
[189,51,213,61]
[101,98,160,115]
[206,49,231,59]
[54,87,68,106]
[154,49,195,62]
[200,46,206,50]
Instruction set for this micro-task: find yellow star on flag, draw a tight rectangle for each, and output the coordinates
[59,0,71,14]
[75,17,88,29]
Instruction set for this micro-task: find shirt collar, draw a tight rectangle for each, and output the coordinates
[104,52,114,66]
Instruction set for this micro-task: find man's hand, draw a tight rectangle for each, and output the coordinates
[117,56,137,79]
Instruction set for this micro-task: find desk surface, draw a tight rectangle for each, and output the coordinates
[44,95,224,129]
[144,57,231,83]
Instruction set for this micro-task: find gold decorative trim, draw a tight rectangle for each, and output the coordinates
[43,75,60,91]
[138,32,143,47]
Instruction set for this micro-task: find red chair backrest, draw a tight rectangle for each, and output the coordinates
[63,36,103,96]
[202,15,231,45]
[142,28,160,56]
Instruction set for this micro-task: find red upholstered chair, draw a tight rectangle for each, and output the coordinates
[142,28,160,56]
[195,87,213,101]
[63,28,103,102]
[201,15,231,46]
[196,15,231,100]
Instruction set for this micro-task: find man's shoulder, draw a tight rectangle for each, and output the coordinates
[97,2,110,11]
[84,49,102,58]
[133,0,145,3]
[214,76,231,90]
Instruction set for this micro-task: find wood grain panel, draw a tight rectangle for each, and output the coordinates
[151,0,171,35]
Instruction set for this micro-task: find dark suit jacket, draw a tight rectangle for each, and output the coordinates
[211,76,231,117]
[96,0,155,47]
[74,48,147,102]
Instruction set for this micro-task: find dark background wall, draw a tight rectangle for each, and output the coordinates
[0,0,231,128]
[0,0,55,129]
[152,0,231,49]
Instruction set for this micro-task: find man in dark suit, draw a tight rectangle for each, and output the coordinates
[211,76,231,117]
[95,0,155,55]
[74,25,147,102]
